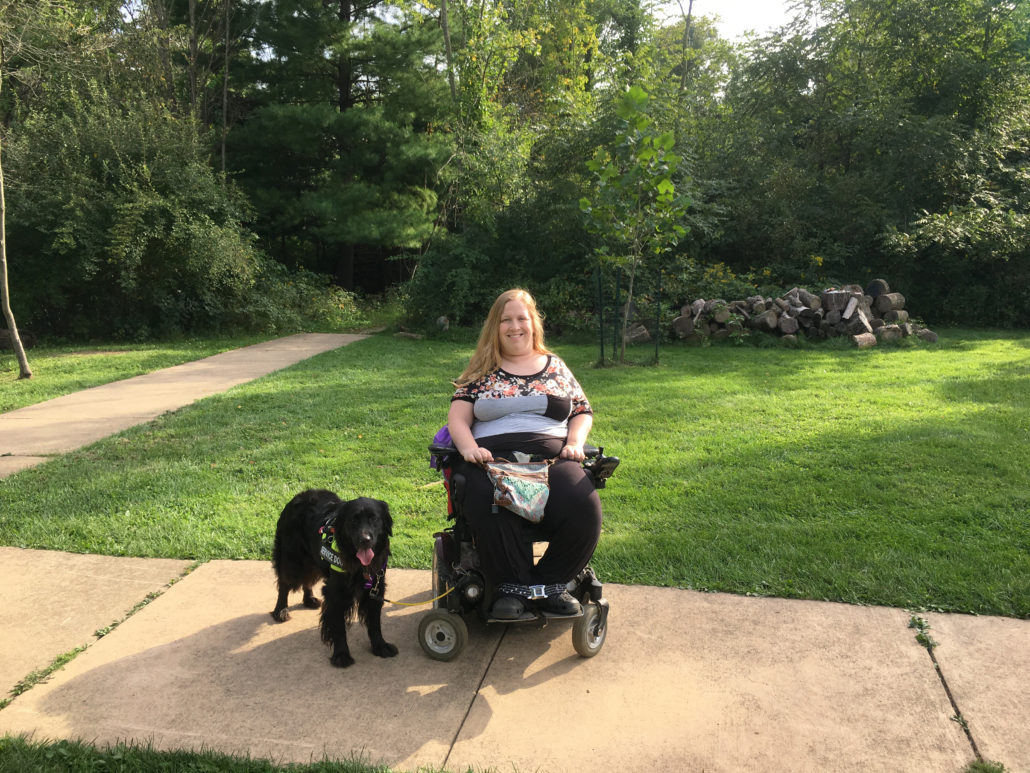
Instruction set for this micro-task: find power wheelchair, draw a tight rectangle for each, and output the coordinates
[417,442,620,661]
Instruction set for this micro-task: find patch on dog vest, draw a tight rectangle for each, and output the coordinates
[320,539,347,572]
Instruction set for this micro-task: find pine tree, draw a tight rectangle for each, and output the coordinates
[229,0,452,290]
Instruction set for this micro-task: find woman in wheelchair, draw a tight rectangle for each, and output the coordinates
[446,288,603,620]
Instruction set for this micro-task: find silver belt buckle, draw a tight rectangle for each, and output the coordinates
[529,584,547,599]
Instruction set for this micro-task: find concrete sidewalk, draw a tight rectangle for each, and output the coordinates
[1,332,1027,771]
[0,333,367,478]
[0,548,1027,772]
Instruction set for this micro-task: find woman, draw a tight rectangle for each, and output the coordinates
[447,288,603,619]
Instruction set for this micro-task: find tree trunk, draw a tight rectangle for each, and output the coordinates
[875,292,906,314]
[750,309,779,330]
[188,0,199,116]
[852,332,877,349]
[864,278,889,298]
[876,324,903,342]
[846,307,873,335]
[439,0,457,102]
[677,0,694,94]
[0,60,33,379]
[336,0,355,112]
[777,314,799,335]
[220,0,231,177]
[671,314,694,337]
[797,288,820,309]
[821,290,850,313]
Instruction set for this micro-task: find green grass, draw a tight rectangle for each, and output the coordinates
[0,336,274,413]
[0,735,450,772]
[1,329,1028,617]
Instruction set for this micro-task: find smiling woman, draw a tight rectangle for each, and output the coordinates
[444,288,603,620]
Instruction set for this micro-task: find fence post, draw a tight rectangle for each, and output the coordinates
[654,269,662,364]
[595,265,605,365]
[613,268,622,361]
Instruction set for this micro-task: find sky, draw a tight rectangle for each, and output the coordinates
[657,0,798,41]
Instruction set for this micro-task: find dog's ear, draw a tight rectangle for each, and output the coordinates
[380,501,393,537]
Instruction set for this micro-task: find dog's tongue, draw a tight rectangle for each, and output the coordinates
[356,548,375,567]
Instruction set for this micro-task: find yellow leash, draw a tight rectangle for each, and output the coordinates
[384,585,456,607]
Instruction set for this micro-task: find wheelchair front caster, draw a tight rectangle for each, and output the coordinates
[418,609,468,661]
[571,601,608,658]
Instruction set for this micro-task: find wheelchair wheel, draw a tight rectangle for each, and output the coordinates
[571,603,607,658]
[418,609,468,661]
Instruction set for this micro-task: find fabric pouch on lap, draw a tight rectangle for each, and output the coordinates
[482,458,552,523]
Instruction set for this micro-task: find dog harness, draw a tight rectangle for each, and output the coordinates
[318,517,388,601]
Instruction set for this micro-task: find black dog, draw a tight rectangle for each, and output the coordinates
[270,489,398,667]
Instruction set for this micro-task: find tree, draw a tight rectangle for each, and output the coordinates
[0,36,29,377]
[0,0,104,377]
[127,0,244,175]
[7,76,272,339]
[580,85,688,362]
[703,0,1030,322]
[228,0,451,291]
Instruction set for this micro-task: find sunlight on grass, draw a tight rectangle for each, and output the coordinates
[1,330,1027,617]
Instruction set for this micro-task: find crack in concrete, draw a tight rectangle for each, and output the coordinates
[442,625,508,770]
[916,624,983,763]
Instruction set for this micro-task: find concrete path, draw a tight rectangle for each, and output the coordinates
[1,333,1027,771]
[0,333,367,478]
[0,550,1026,772]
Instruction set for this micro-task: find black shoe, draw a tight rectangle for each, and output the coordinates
[540,590,581,616]
[491,595,526,619]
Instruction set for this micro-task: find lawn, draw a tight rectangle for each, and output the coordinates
[1,329,1027,617]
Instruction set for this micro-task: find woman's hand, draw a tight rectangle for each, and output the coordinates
[463,446,494,464]
[448,400,493,463]
[559,443,585,462]
[561,412,593,462]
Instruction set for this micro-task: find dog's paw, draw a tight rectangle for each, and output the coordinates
[270,609,291,623]
[302,596,322,609]
[330,652,356,668]
[373,641,399,658]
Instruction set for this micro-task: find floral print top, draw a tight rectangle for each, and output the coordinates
[452,355,592,440]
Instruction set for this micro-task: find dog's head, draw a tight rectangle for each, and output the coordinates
[335,496,392,568]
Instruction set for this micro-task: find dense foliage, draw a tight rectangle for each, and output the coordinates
[707,0,1030,325]
[1,0,1027,341]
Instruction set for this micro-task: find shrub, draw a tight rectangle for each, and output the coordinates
[4,81,282,339]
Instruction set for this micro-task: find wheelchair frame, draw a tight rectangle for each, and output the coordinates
[417,442,619,661]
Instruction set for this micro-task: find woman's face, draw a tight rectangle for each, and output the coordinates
[498,299,534,357]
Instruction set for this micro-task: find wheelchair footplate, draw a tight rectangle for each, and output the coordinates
[485,605,586,625]
[485,575,601,625]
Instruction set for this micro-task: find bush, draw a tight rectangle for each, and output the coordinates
[663,259,764,308]
[5,81,286,339]
[404,231,512,328]
[231,260,369,334]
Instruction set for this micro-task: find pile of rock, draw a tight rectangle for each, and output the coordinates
[671,279,938,348]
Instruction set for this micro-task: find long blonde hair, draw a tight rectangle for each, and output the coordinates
[455,289,551,386]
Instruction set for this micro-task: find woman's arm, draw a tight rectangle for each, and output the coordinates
[447,399,494,463]
[560,411,593,461]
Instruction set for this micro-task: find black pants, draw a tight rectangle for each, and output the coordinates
[457,434,602,588]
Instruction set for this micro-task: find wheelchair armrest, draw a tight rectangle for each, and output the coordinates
[583,451,619,488]
[434,442,599,456]
[430,442,608,465]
